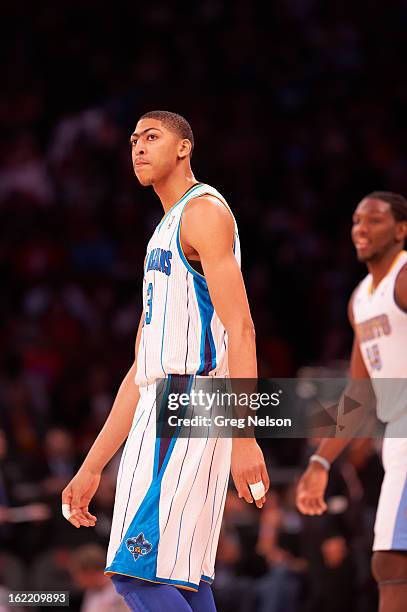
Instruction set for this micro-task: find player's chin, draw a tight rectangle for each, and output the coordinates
[136,176,153,187]
[355,248,375,263]
[134,170,153,186]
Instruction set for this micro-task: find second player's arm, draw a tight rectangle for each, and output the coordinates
[62,312,144,527]
[181,196,269,508]
[296,291,370,515]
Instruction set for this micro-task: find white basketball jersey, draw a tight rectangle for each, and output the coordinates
[135,183,241,387]
[352,250,407,422]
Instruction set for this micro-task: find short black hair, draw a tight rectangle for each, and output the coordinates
[139,110,194,155]
[366,191,407,222]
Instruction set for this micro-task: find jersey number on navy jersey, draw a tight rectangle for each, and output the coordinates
[145,283,153,325]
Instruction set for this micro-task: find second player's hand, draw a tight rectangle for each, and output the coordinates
[231,439,270,508]
[296,462,328,515]
[61,466,100,528]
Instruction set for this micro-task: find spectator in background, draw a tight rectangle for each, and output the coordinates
[213,490,262,611]
[256,487,307,612]
[316,534,357,612]
[88,474,116,545]
[0,552,25,598]
[40,427,78,497]
[0,430,11,535]
[70,544,127,612]
[30,547,78,601]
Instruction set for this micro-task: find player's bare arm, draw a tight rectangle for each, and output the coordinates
[61,312,144,528]
[296,289,370,516]
[181,195,270,509]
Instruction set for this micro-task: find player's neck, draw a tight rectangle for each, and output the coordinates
[367,244,404,289]
[153,167,197,214]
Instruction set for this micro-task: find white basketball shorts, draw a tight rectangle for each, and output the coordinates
[373,435,407,551]
[105,375,232,590]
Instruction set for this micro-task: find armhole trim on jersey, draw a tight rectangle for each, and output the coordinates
[393,262,407,314]
[176,220,206,280]
[176,192,237,279]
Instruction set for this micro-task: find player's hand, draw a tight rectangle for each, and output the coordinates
[296,462,328,515]
[231,439,270,509]
[61,466,100,528]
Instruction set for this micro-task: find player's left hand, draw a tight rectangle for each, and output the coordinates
[231,439,270,508]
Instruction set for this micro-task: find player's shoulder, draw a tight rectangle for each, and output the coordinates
[394,262,407,312]
[183,193,233,229]
[181,194,234,251]
[395,260,407,284]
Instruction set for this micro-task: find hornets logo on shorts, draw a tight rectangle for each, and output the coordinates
[126,533,153,561]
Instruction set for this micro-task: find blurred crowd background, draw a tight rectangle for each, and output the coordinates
[1,0,406,610]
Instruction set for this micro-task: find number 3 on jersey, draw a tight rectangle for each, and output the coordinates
[145,282,153,325]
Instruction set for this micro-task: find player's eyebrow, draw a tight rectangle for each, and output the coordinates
[353,210,386,220]
[130,127,163,143]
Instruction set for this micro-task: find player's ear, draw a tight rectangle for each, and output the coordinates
[395,220,407,242]
[177,139,192,160]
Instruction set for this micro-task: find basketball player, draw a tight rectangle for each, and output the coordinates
[296,192,407,612]
[61,111,269,612]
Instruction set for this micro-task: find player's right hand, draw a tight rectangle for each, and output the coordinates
[295,462,328,516]
[61,467,100,528]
